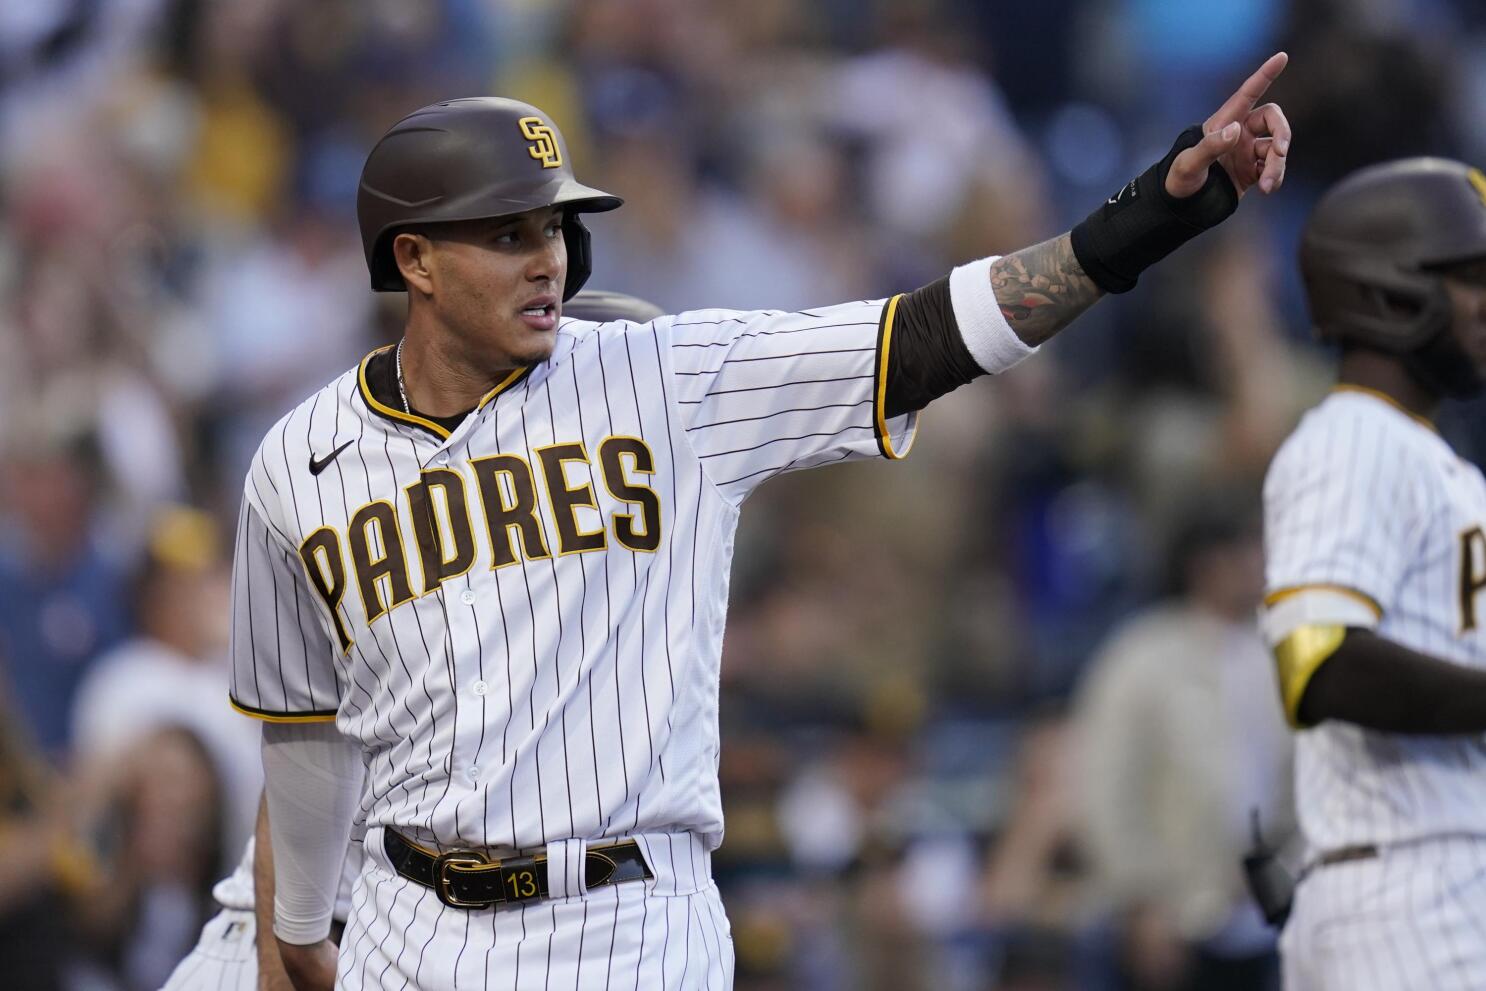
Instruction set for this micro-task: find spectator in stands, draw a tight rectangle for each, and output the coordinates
[71,506,260,860]
[1074,498,1292,991]
[0,435,130,756]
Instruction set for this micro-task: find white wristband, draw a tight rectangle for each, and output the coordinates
[1260,587,1381,646]
[949,255,1039,375]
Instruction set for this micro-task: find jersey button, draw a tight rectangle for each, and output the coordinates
[471,680,489,696]
[460,589,476,605]
[468,765,480,781]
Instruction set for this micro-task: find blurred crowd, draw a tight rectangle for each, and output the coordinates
[1,0,1484,988]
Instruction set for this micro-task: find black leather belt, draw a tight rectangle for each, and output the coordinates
[1316,844,1378,869]
[383,830,652,909]
[1295,844,1381,887]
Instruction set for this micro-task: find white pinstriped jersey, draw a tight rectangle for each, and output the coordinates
[1262,386,1486,852]
[229,299,918,855]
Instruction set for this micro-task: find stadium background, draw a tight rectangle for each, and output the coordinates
[1,0,1483,988]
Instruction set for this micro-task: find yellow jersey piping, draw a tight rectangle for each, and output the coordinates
[873,294,911,460]
[1331,384,1436,432]
[229,696,337,724]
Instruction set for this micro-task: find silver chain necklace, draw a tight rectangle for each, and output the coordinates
[395,338,411,414]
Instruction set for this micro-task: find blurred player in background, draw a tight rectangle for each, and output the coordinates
[1078,498,1291,991]
[1262,158,1486,988]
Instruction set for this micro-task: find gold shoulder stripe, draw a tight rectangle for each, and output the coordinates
[1263,583,1383,620]
[229,697,337,724]
[874,294,912,460]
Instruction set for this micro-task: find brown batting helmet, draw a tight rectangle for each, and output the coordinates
[357,98,622,299]
[1301,158,1486,353]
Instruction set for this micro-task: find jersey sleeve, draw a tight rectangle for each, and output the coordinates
[1261,410,1424,639]
[666,298,920,503]
[229,496,342,723]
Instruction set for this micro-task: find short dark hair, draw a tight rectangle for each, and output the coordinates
[1164,493,1260,597]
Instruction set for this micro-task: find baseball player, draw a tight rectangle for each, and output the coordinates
[158,292,665,991]
[1261,158,1486,989]
[232,54,1291,991]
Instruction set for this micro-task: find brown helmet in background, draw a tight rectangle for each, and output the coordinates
[357,98,622,299]
[562,289,664,324]
[1300,157,1486,395]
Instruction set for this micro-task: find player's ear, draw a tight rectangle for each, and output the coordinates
[393,232,436,296]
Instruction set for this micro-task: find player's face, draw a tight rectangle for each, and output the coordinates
[424,207,568,369]
[1443,259,1486,380]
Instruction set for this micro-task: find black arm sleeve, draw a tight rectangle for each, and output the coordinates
[883,276,985,419]
[1299,628,1486,734]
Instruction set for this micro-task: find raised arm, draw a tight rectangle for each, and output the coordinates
[988,52,1291,348]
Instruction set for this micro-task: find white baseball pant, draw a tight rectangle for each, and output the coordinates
[1281,834,1486,989]
[159,908,257,991]
[335,829,733,990]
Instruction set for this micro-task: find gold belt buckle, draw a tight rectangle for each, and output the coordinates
[432,849,493,908]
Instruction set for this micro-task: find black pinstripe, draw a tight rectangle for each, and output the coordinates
[647,333,680,781]
[261,524,290,709]
[699,424,875,460]
[377,431,438,821]
[673,345,875,375]
[591,338,632,833]
[668,316,872,345]
[410,880,445,990]
[515,402,551,848]
[718,447,854,488]
[514,897,530,990]
[328,384,393,763]
[239,505,261,707]
[611,329,660,828]
[538,371,577,837]
[686,398,873,432]
[451,908,474,988]
[679,373,873,402]
[573,896,592,990]
[305,390,329,711]
[1382,851,1421,991]
[552,368,605,835]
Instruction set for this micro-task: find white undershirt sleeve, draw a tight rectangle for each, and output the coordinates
[948,255,1039,375]
[262,721,363,944]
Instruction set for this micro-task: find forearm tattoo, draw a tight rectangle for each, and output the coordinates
[990,234,1104,347]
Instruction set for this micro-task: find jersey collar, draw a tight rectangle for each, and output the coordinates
[1329,383,1437,433]
[356,345,532,440]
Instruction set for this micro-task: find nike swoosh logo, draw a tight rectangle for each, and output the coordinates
[309,440,354,476]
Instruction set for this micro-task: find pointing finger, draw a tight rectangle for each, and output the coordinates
[1205,52,1289,131]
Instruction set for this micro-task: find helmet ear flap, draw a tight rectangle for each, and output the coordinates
[561,213,593,302]
[371,229,408,291]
